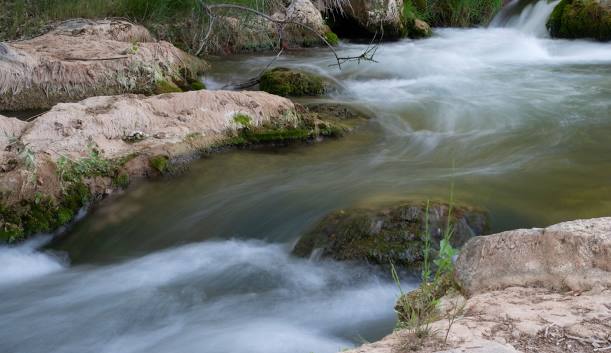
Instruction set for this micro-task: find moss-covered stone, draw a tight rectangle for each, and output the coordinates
[113,172,130,189]
[547,0,611,41]
[324,31,340,45]
[0,182,91,243]
[149,155,170,174]
[227,103,363,147]
[292,201,489,270]
[189,80,206,91]
[154,79,183,94]
[259,68,325,97]
[406,18,432,39]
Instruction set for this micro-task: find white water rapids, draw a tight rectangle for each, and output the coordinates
[2,2,611,353]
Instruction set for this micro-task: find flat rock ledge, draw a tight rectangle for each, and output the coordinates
[0,90,358,242]
[0,19,207,111]
[342,218,611,353]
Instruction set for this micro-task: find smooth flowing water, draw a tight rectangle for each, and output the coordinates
[2,2,611,353]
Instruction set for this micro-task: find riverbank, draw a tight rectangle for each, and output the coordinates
[343,217,611,353]
[0,90,367,243]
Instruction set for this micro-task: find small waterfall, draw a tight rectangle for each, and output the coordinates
[490,0,561,37]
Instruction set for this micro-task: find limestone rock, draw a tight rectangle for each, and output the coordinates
[455,217,611,295]
[0,19,207,111]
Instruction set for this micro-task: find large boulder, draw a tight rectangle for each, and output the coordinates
[455,217,611,295]
[547,0,611,42]
[204,0,335,54]
[292,200,489,268]
[0,19,207,111]
[328,0,407,40]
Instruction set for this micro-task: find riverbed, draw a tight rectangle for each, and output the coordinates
[1,2,611,353]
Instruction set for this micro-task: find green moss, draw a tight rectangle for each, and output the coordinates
[189,80,206,91]
[0,222,24,243]
[149,155,170,174]
[259,68,325,97]
[239,128,312,144]
[547,0,611,41]
[0,187,88,242]
[154,79,183,94]
[324,31,340,46]
[292,201,489,269]
[56,207,74,225]
[113,172,130,189]
[233,113,253,128]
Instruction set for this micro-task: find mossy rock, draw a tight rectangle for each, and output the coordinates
[189,80,206,91]
[149,155,170,174]
[324,31,340,45]
[259,68,326,97]
[227,103,367,147]
[154,79,183,94]
[0,182,91,243]
[407,18,432,39]
[547,0,611,41]
[292,200,489,270]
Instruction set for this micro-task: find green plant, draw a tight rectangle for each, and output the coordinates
[149,154,170,174]
[393,185,461,346]
[233,113,253,128]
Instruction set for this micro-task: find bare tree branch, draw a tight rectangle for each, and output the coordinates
[197,2,380,69]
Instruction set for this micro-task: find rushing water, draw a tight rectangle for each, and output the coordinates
[2,2,611,353]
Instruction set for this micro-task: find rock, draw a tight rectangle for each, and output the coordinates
[0,19,207,111]
[285,0,340,46]
[408,18,432,39]
[259,67,326,97]
[287,0,328,34]
[347,286,611,353]
[547,0,611,42]
[455,217,611,295]
[292,200,489,268]
[205,0,332,54]
[0,91,363,243]
[329,0,406,40]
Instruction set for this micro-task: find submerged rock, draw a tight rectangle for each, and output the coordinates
[456,217,611,294]
[292,201,489,269]
[0,19,207,111]
[259,68,326,97]
[547,0,611,42]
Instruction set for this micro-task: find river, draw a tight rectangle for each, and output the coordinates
[1,1,610,353]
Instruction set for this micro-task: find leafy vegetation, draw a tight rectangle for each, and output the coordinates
[392,186,463,348]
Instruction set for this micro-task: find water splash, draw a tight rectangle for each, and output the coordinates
[0,236,66,286]
[490,0,561,36]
